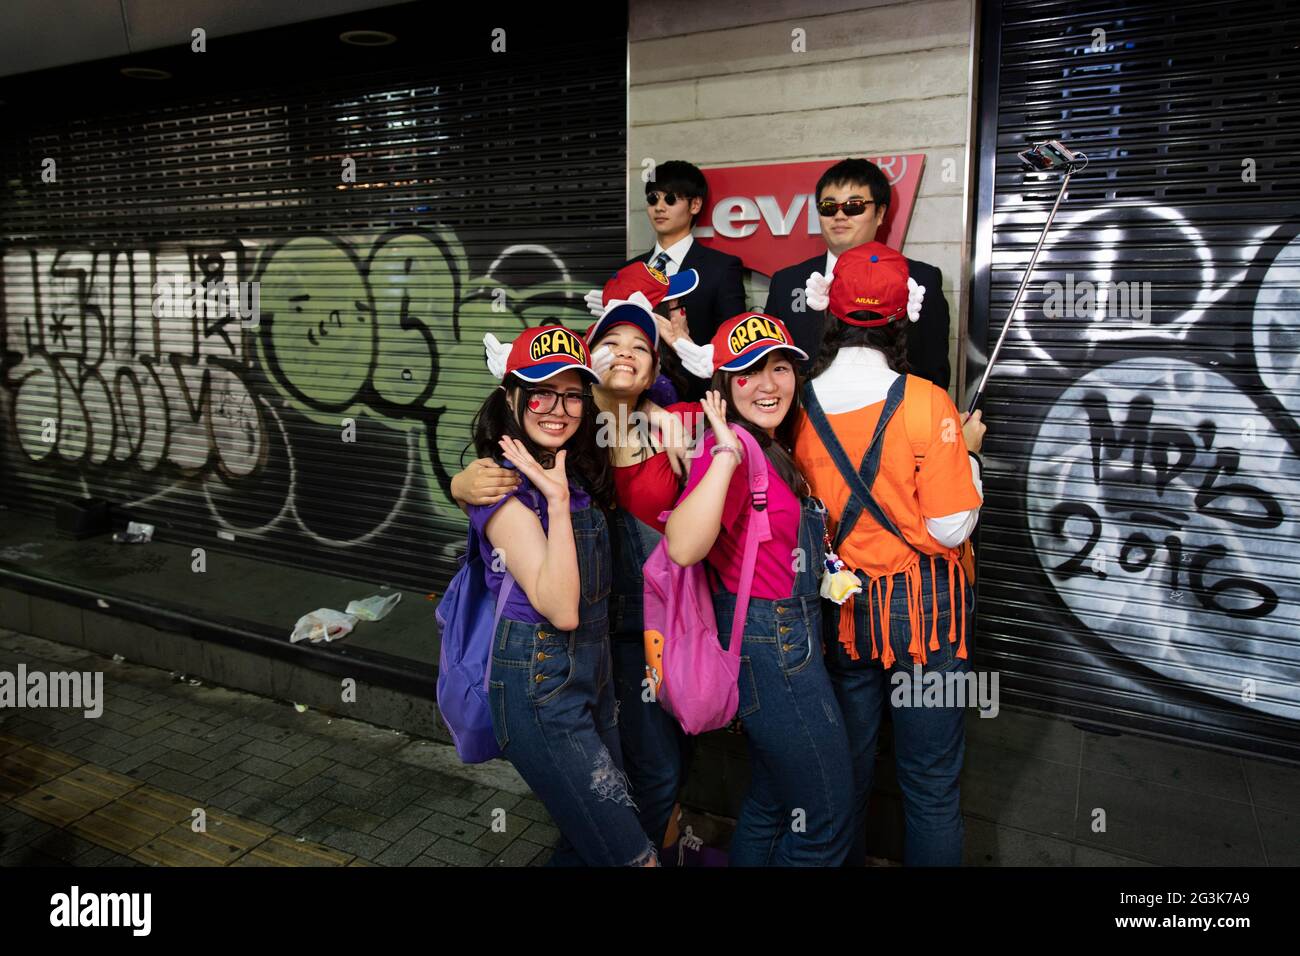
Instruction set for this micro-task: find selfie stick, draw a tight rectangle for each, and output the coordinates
[966,141,1087,415]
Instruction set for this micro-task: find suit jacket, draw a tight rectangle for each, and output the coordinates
[763,252,951,390]
[626,243,747,399]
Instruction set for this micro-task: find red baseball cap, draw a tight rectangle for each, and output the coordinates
[602,261,699,310]
[828,242,910,327]
[505,325,600,384]
[710,312,808,373]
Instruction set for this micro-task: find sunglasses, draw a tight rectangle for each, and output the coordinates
[646,191,689,207]
[524,386,589,418]
[816,198,878,217]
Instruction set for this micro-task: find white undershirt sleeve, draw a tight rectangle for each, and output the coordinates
[924,455,983,548]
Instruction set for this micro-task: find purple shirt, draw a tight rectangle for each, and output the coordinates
[467,474,592,625]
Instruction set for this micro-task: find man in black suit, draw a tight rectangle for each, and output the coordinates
[764,158,951,389]
[627,161,747,399]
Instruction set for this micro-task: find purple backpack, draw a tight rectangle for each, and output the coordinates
[435,521,514,764]
[642,426,771,735]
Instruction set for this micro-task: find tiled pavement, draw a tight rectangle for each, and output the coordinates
[0,630,559,867]
[3,626,1297,868]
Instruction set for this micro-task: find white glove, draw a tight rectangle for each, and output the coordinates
[805,270,832,312]
[907,277,926,323]
[590,344,614,380]
[583,288,605,317]
[483,332,510,380]
[673,338,715,380]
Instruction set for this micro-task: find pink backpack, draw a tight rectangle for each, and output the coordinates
[642,427,772,735]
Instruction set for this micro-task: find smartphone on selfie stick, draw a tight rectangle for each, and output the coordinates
[966,140,1088,415]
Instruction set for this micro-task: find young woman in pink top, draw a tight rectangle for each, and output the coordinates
[664,311,853,866]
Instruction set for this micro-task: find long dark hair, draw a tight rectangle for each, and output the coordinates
[656,341,692,405]
[709,351,808,496]
[469,377,615,510]
[589,326,669,466]
[806,311,910,380]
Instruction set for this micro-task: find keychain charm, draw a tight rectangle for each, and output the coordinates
[816,519,862,604]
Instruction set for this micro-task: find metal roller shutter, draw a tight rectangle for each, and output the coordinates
[969,0,1300,760]
[0,11,627,596]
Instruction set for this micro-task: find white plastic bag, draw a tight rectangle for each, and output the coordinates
[345,592,402,622]
[290,609,357,644]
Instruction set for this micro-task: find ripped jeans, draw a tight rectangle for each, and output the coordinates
[488,617,656,866]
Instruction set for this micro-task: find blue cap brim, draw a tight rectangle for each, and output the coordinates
[588,302,659,350]
[716,342,809,373]
[667,269,699,299]
[511,360,600,385]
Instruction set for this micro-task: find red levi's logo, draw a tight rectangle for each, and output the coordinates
[693,156,925,278]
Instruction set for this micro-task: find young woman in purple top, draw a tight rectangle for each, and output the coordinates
[465,324,656,867]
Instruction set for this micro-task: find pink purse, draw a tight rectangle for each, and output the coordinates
[642,427,772,735]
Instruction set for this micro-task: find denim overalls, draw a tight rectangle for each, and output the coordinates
[487,503,656,867]
[711,495,854,867]
[607,507,692,849]
[805,376,975,868]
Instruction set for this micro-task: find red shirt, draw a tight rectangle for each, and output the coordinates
[613,402,697,533]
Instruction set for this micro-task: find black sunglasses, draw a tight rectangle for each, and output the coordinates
[816,198,878,217]
[646,190,689,207]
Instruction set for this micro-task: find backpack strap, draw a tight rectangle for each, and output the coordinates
[476,486,544,691]
[898,376,977,575]
[464,514,517,693]
[726,427,772,661]
[801,376,919,555]
[901,374,930,466]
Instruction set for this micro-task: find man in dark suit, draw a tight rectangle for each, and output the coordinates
[626,161,747,399]
[764,158,951,389]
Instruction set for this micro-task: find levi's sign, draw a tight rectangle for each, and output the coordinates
[693,156,925,278]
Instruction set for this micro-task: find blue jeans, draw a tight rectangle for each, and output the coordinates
[487,505,654,867]
[608,508,691,848]
[710,500,854,867]
[610,634,691,846]
[825,556,972,866]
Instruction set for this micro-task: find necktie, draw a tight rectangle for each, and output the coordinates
[651,251,671,274]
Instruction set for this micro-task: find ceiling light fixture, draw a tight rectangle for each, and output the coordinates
[340,30,397,47]
[120,67,172,80]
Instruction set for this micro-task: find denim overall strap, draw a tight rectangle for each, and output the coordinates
[570,503,611,633]
[801,376,917,553]
[608,507,660,635]
[792,498,828,599]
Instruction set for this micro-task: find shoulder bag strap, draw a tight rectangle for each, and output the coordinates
[726,427,772,661]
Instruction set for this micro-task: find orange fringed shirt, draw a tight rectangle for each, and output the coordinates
[792,378,982,669]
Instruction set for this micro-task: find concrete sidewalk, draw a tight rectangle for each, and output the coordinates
[0,630,554,867]
[2,626,1296,867]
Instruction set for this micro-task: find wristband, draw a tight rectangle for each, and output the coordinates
[967,450,983,471]
[710,443,742,462]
